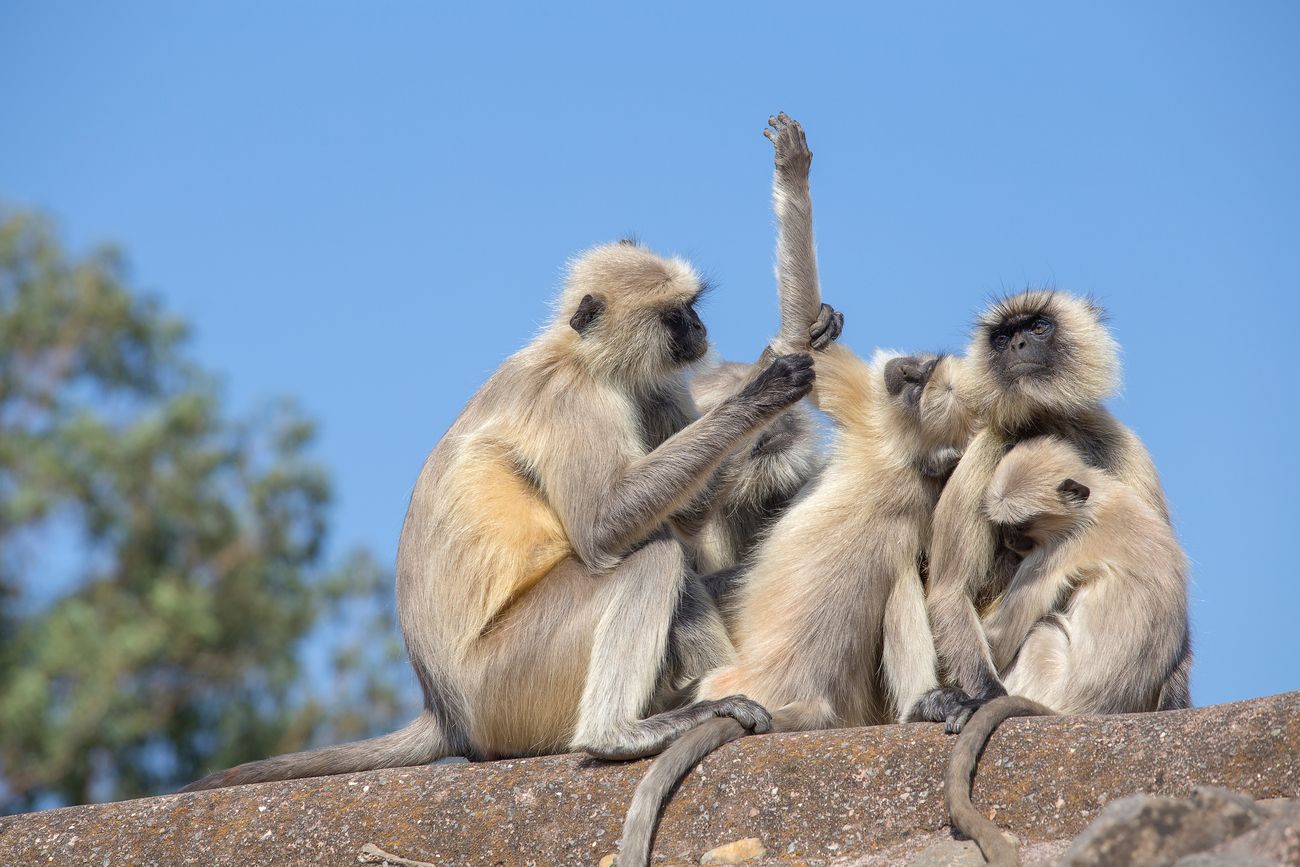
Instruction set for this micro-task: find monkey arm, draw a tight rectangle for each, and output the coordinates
[585,400,789,563]
[982,555,1075,671]
[882,559,941,722]
[807,343,874,429]
[553,362,813,571]
[926,433,1007,700]
[766,113,824,356]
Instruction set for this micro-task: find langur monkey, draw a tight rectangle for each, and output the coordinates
[615,113,977,867]
[945,436,1190,867]
[181,240,820,791]
[910,289,1190,732]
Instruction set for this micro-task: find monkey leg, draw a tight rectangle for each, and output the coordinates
[468,558,606,757]
[882,571,941,723]
[657,574,738,702]
[571,535,771,761]
[999,622,1071,712]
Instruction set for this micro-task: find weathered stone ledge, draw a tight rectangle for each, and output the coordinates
[2,692,1296,866]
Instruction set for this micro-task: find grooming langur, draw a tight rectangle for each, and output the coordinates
[910,290,1189,731]
[182,241,818,791]
[615,113,976,867]
[946,436,1190,866]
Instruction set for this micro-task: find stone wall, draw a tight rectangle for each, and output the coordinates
[2,692,1296,866]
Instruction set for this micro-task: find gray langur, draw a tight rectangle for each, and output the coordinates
[945,436,1190,866]
[910,288,1189,732]
[615,112,977,867]
[181,240,819,791]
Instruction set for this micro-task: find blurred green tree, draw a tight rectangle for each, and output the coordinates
[0,206,411,813]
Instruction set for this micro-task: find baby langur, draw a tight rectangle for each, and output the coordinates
[912,289,1189,733]
[615,113,976,867]
[946,436,1190,867]
[182,241,815,792]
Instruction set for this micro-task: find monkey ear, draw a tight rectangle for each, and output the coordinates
[570,294,606,334]
[1057,478,1091,505]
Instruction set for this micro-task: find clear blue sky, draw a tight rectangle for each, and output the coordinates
[3,3,1297,709]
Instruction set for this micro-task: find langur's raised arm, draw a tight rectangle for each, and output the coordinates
[766,112,824,355]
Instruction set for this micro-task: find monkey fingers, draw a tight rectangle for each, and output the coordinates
[704,695,774,733]
[809,303,845,351]
[765,112,813,177]
[742,353,816,413]
[907,686,990,734]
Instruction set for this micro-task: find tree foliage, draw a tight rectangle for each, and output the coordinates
[0,207,409,813]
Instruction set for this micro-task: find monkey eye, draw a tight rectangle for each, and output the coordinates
[991,333,1010,351]
[1030,317,1054,336]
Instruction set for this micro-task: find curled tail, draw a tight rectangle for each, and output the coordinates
[945,695,1055,867]
[180,711,451,792]
[618,716,747,867]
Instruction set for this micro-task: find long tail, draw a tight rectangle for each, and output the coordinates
[945,695,1055,867]
[618,716,747,867]
[179,711,450,792]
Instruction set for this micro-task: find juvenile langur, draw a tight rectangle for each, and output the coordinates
[910,289,1189,732]
[945,436,1190,867]
[182,241,816,791]
[615,113,976,867]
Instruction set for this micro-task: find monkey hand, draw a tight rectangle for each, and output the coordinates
[741,353,816,415]
[700,695,774,733]
[764,112,812,181]
[809,302,845,352]
[907,687,993,734]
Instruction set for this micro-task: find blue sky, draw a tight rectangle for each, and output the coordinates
[3,3,1297,709]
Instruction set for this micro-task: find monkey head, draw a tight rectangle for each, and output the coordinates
[559,241,710,385]
[965,291,1119,430]
[984,436,1096,545]
[879,351,977,466]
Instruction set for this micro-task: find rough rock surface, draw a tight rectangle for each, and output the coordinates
[1,692,1296,866]
[1057,786,1266,866]
[1176,797,1300,866]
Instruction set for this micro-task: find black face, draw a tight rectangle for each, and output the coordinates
[884,355,938,411]
[989,314,1056,383]
[663,301,707,363]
